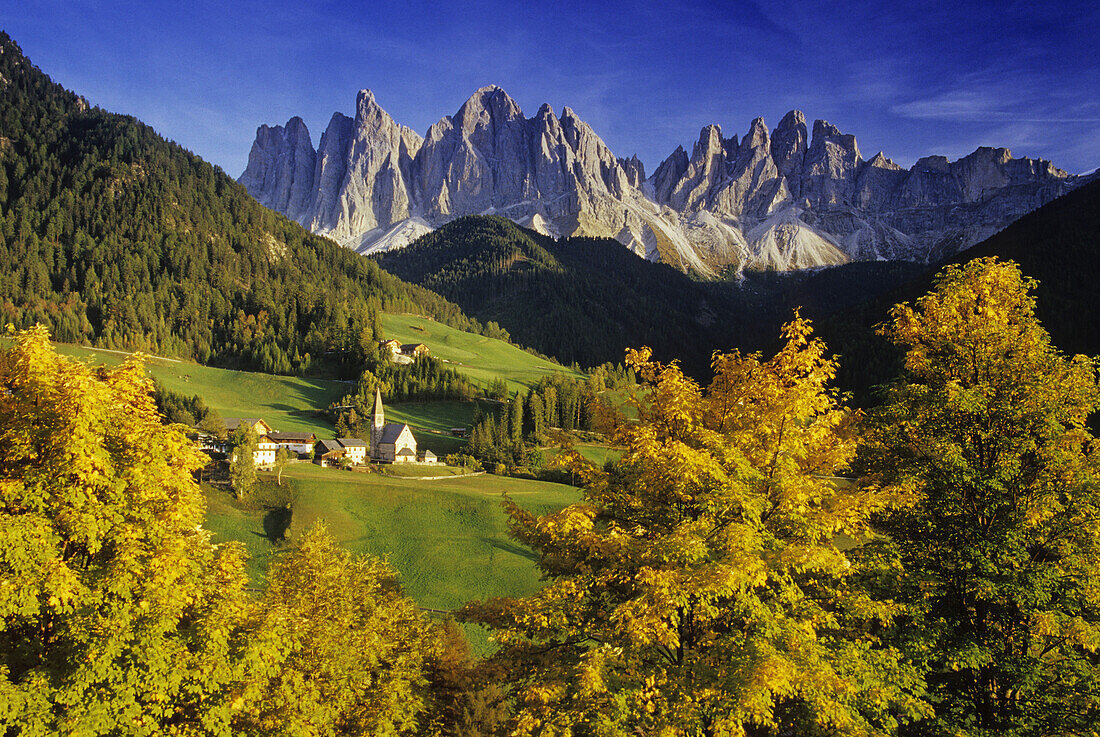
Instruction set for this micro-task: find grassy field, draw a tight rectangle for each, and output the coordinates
[53,344,349,436]
[51,310,586,442]
[49,346,498,450]
[382,313,585,394]
[203,463,578,649]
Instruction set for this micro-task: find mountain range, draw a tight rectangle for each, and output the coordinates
[240,86,1086,275]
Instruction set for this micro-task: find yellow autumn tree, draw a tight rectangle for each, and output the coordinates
[233,523,442,736]
[464,316,928,736]
[861,258,1100,734]
[0,326,253,735]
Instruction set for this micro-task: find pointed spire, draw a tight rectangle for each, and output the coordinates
[372,386,384,425]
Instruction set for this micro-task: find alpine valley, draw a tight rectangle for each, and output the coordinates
[240,86,1087,276]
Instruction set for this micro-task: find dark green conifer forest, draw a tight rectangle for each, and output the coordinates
[0,32,486,377]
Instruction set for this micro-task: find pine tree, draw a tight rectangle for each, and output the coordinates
[509,392,523,446]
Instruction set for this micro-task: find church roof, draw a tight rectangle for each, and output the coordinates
[379,423,412,444]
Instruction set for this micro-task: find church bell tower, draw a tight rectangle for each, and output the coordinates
[370,387,385,459]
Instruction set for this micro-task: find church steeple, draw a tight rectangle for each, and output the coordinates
[370,387,385,459]
[372,386,385,426]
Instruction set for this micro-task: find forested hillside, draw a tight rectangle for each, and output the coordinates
[0,33,488,375]
[820,178,1100,403]
[377,215,925,376]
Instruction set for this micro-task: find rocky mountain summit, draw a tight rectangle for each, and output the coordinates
[241,87,1083,275]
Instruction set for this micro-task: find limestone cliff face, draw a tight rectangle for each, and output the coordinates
[241,87,1082,275]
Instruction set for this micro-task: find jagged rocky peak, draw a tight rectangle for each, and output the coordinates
[239,115,317,222]
[651,144,690,203]
[692,124,728,160]
[455,84,524,130]
[740,117,769,151]
[866,151,902,170]
[241,92,1084,275]
[770,110,807,184]
[618,155,646,188]
[801,119,863,207]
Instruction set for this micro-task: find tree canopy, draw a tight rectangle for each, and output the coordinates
[0,325,253,734]
[861,258,1100,735]
[0,326,455,735]
[465,316,927,735]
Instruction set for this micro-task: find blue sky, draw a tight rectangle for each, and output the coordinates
[4,0,1099,176]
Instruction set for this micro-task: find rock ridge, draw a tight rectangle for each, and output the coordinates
[240,89,1082,274]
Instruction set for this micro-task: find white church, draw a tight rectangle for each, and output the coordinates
[369,388,420,463]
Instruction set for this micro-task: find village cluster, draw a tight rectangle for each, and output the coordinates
[206,387,437,469]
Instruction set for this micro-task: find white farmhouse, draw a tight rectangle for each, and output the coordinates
[337,437,369,466]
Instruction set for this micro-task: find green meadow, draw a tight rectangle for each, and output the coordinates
[53,343,348,436]
[204,463,579,649]
[381,313,585,394]
[51,329,614,651]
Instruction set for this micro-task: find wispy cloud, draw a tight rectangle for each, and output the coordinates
[893,90,1100,123]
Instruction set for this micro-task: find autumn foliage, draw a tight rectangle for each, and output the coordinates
[3,257,1100,736]
[0,327,445,735]
[464,315,927,735]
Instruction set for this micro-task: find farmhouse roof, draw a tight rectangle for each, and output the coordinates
[317,439,344,455]
[223,418,273,434]
[269,432,316,443]
[337,437,369,448]
[379,423,411,444]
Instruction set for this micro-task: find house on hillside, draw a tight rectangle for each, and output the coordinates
[367,388,419,463]
[222,417,277,467]
[337,438,369,466]
[269,431,316,456]
[379,339,401,357]
[315,439,345,467]
[400,343,429,358]
[223,418,274,436]
[255,436,278,468]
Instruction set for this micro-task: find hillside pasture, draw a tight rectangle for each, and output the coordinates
[382,313,584,394]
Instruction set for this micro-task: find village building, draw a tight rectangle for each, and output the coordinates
[315,439,345,467]
[368,388,418,463]
[268,431,316,456]
[221,418,277,467]
[379,339,430,365]
[222,418,274,436]
[254,435,278,468]
[337,437,369,465]
[419,449,438,464]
